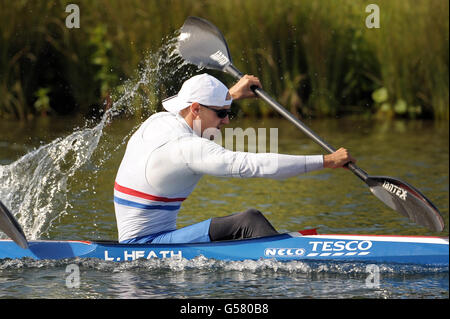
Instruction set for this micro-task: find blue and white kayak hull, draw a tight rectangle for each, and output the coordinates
[0,232,448,266]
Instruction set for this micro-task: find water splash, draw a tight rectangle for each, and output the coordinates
[0,33,197,240]
[1,256,447,275]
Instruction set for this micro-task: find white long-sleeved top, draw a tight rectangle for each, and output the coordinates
[114,112,324,242]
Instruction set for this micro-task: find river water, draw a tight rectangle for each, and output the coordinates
[0,44,448,300]
[0,115,448,300]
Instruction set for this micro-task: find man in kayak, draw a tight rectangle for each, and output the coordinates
[114,73,355,244]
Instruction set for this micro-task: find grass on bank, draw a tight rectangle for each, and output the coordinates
[0,0,448,121]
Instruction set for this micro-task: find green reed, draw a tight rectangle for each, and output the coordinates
[0,0,448,120]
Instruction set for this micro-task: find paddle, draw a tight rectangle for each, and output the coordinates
[177,16,445,232]
[0,201,29,249]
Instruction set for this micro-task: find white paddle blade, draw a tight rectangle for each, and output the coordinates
[368,177,444,232]
[0,201,29,249]
[178,16,232,70]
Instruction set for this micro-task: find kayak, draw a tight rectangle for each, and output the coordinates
[0,229,448,266]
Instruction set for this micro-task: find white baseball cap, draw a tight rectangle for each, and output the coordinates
[162,73,232,114]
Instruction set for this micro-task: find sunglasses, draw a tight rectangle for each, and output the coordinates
[200,105,234,119]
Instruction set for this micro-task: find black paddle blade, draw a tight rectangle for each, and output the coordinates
[367,176,444,232]
[0,201,28,249]
[178,16,232,70]
[177,16,445,233]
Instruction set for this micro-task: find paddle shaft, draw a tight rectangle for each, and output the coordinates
[224,63,368,182]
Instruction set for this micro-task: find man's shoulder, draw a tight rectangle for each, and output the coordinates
[146,111,175,121]
[140,111,192,139]
[142,111,180,128]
